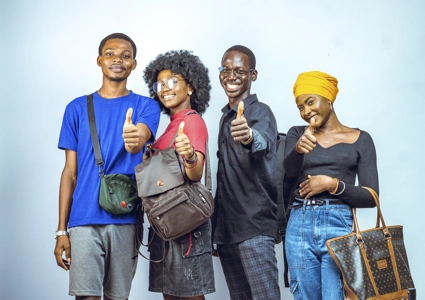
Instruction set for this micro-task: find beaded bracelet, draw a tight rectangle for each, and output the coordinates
[184,148,198,165]
[334,181,346,196]
[184,158,198,170]
[329,178,339,195]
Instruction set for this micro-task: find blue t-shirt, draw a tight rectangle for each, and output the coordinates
[58,91,160,228]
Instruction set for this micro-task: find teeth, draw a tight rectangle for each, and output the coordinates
[163,95,174,100]
[227,84,239,89]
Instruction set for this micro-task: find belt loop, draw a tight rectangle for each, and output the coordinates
[302,200,307,212]
[326,199,330,213]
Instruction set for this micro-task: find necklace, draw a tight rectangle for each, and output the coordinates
[98,88,130,98]
[315,129,332,144]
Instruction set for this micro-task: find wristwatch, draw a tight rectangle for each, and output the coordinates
[54,230,69,239]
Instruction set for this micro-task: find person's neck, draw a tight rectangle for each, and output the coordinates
[228,92,250,110]
[317,113,343,133]
[98,81,130,99]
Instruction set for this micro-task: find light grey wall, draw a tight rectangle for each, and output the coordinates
[1,0,424,299]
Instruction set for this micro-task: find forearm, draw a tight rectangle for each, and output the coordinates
[57,168,76,230]
[184,152,204,181]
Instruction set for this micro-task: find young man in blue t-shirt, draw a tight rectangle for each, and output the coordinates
[54,33,160,299]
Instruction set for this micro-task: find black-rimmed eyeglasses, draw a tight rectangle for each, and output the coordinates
[218,66,254,77]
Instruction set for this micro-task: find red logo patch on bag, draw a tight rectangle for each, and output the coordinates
[157,180,164,186]
[120,201,127,208]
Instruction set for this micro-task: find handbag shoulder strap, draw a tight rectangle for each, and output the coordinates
[86,94,104,175]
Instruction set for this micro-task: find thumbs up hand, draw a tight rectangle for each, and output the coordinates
[122,108,139,149]
[231,101,251,143]
[308,116,317,135]
[236,100,244,119]
[175,122,195,159]
[295,117,317,155]
[125,108,133,127]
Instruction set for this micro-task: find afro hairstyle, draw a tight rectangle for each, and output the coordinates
[143,50,211,116]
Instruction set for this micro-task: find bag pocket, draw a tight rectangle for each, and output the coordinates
[185,182,214,217]
[144,184,212,241]
[180,221,212,258]
[99,174,139,215]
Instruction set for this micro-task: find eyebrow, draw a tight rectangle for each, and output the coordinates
[104,48,132,54]
[303,96,314,103]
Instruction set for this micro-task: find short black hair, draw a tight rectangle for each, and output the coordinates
[143,50,211,116]
[223,45,256,69]
[98,33,137,59]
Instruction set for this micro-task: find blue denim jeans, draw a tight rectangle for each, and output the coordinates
[285,200,352,300]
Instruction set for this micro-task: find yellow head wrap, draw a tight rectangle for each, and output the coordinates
[293,71,339,103]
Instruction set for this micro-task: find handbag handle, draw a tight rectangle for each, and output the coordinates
[352,187,391,243]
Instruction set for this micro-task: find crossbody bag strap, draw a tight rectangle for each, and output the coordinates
[86,94,104,176]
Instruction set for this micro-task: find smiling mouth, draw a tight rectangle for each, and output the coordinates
[162,94,175,101]
[225,83,240,91]
[110,65,125,72]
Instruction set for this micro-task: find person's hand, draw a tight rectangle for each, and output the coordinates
[175,122,195,159]
[295,117,317,154]
[54,235,71,271]
[231,101,251,142]
[299,174,335,199]
[122,108,139,148]
[212,248,219,257]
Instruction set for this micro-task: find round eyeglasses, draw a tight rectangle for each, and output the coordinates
[218,66,254,77]
[153,77,185,93]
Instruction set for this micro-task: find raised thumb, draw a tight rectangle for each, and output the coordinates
[309,117,316,134]
[125,108,133,126]
[178,121,185,135]
[236,101,244,119]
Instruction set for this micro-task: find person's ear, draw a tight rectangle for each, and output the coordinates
[251,69,258,82]
[131,59,137,70]
[97,56,102,67]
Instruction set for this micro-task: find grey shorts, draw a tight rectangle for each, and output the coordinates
[148,220,215,297]
[68,224,138,299]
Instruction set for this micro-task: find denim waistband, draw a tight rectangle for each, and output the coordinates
[290,198,347,210]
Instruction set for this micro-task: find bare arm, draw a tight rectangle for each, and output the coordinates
[53,149,77,271]
[174,121,205,181]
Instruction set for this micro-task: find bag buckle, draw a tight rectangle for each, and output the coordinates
[98,163,105,178]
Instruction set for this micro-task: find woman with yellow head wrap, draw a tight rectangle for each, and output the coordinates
[283,71,379,299]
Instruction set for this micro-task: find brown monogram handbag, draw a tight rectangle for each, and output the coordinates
[326,187,415,300]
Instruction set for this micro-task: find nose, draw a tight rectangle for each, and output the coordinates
[227,69,237,80]
[158,83,170,93]
[113,55,122,63]
[304,107,312,117]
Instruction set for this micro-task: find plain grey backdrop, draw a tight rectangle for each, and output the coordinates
[1,0,424,299]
